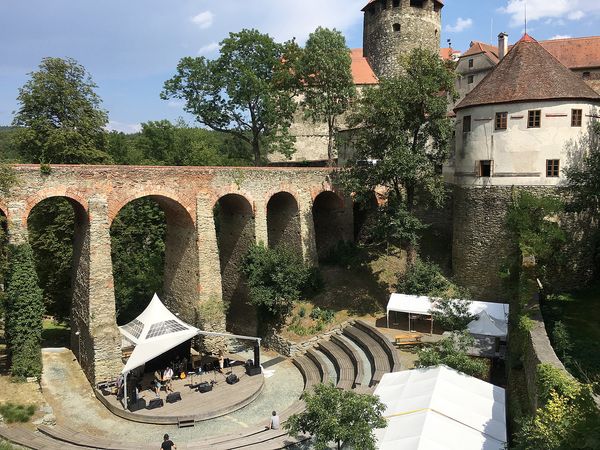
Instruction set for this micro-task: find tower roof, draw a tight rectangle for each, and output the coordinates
[455,34,600,110]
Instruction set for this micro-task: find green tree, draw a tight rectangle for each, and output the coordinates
[341,48,456,260]
[0,165,16,320]
[162,29,300,165]
[285,383,386,450]
[565,119,600,212]
[11,57,111,164]
[5,244,44,378]
[415,332,487,378]
[430,297,474,332]
[300,27,356,165]
[242,244,318,332]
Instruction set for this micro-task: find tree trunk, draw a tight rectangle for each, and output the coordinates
[337,440,341,450]
[252,139,261,166]
[405,184,418,265]
[327,119,335,167]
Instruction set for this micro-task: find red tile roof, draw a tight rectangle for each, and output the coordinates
[455,34,600,110]
[460,41,499,64]
[540,36,600,70]
[440,47,461,61]
[350,49,378,85]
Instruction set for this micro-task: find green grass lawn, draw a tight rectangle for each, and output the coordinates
[542,284,600,382]
[41,319,70,348]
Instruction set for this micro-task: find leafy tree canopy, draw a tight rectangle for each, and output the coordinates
[11,57,111,164]
[415,331,487,379]
[285,383,386,450]
[300,27,356,164]
[341,48,456,256]
[565,119,600,212]
[162,29,301,165]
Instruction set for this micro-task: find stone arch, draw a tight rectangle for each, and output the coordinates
[266,191,302,254]
[109,189,195,227]
[213,193,256,334]
[312,190,350,261]
[23,188,88,227]
[110,194,199,325]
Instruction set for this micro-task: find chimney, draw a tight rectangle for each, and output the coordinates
[498,32,508,60]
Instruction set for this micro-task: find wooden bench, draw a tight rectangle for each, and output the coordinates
[38,425,140,449]
[292,354,321,390]
[317,340,355,390]
[355,320,402,372]
[306,349,333,385]
[394,333,423,347]
[343,325,390,386]
[331,334,365,387]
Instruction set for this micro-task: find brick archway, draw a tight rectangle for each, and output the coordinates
[23,188,88,227]
[266,191,302,254]
[109,189,195,227]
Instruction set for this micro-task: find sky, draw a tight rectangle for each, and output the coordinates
[1,0,599,132]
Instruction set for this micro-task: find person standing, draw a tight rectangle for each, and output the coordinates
[160,433,176,450]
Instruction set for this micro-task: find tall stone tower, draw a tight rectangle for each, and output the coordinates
[363,0,443,79]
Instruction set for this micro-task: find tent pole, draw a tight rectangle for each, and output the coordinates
[408,313,411,332]
[387,311,389,329]
[123,372,128,410]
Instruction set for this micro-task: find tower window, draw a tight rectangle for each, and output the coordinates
[572,109,583,127]
[463,115,471,133]
[393,23,401,32]
[393,0,400,6]
[495,112,508,130]
[546,159,560,177]
[478,160,493,177]
[528,110,541,128]
[434,1,442,12]
[382,0,389,10]
[410,0,424,8]
[468,58,474,68]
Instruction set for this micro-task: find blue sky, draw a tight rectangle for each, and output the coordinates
[1,0,599,132]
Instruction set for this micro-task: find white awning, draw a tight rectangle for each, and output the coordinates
[118,293,199,374]
[374,366,507,450]
[468,310,507,338]
[386,294,509,337]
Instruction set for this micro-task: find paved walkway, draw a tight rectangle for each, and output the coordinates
[41,348,303,446]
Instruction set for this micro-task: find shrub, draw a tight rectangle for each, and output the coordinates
[397,258,450,296]
[310,307,335,324]
[536,363,578,406]
[242,244,319,331]
[5,244,44,378]
[430,297,474,332]
[0,403,36,423]
[416,332,488,379]
[323,241,362,268]
[551,321,573,365]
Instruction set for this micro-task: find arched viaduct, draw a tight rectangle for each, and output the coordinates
[0,165,354,384]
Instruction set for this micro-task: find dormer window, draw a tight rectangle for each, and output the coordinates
[528,110,541,128]
[583,72,591,80]
[393,23,401,32]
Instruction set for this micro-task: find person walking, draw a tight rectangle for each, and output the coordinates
[160,433,176,450]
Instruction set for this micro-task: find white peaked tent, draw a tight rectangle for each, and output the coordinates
[374,366,507,450]
[468,310,507,338]
[118,293,199,374]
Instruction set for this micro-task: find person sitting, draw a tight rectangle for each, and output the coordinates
[153,370,163,398]
[266,411,280,430]
[163,366,174,393]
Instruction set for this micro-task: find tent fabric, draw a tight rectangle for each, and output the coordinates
[386,294,509,337]
[118,293,199,373]
[468,310,507,338]
[374,366,507,450]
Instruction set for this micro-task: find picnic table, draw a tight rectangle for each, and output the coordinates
[394,332,423,346]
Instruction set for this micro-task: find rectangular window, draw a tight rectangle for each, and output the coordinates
[468,59,474,68]
[495,112,508,130]
[528,110,541,128]
[463,115,471,133]
[546,159,560,177]
[393,0,400,6]
[410,0,424,8]
[479,160,493,177]
[467,75,474,84]
[571,109,583,127]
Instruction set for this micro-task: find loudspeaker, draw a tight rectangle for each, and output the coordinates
[166,392,182,403]
[223,358,231,368]
[128,398,146,412]
[148,398,164,409]
[246,365,261,376]
[197,382,213,393]
[226,373,239,385]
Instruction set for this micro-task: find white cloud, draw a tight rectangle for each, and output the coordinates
[550,34,572,40]
[197,42,219,56]
[191,11,214,29]
[500,0,600,27]
[106,121,142,134]
[445,17,473,33]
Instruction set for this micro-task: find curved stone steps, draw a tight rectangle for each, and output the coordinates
[0,426,83,450]
[317,339,355,390]
[330,334,367,388]
[354,320,402,372]
[305,348,334,385]
[343,325,390,386]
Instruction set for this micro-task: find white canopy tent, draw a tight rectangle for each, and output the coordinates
[374,366,507,450]
[119,293,200,374]
[386,293,509,337]
[467,310,507,338]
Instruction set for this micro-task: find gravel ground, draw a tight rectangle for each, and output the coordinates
[41,348,303,446]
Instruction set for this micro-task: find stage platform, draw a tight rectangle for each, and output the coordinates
[95,363,264,425]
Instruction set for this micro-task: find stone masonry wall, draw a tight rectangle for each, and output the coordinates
[363,0,441,79]
[0,165,352,384]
